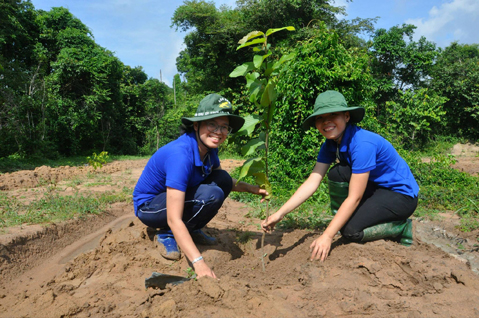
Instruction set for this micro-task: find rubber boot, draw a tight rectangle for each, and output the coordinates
[361,219,413,246]
[328,180,349,215]
[190,229,217,245]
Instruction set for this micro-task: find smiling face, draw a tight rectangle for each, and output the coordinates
[194,116,230,156]
[315,111,350,143]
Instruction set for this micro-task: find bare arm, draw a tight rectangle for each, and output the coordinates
[262,162,330,231]
[309,171,370,261]
[216,165,269,199]
[166,187,216,278]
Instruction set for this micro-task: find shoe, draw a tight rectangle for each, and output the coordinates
[361,219,413,247]
[191,229,217,245]
[156,230,181,260]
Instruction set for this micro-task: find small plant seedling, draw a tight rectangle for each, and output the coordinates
[87,151,109,170]
[185,267,197,280]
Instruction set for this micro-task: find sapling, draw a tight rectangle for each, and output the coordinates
[229,26,295,271]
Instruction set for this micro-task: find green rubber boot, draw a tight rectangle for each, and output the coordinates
[361,219,413,246]
[328,180,349,215]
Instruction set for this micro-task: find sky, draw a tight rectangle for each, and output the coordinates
[30,0,479,87]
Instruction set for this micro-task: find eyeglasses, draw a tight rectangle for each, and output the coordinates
[205,121,233,135]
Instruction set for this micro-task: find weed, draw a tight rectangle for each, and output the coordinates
[237,231,254,244]
[185,267,197,279]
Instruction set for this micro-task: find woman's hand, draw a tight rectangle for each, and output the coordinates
[193,259,217,279]
[256,187,269,203]
[309,234,333,262]
[261,212,283,233]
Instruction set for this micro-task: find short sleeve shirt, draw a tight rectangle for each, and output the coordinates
[317,125,419,198]
[132,131,220,214]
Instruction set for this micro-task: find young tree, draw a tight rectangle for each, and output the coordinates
[230,26,295,271]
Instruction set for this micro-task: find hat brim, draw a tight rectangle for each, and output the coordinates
[182,113,245,134]
[302,106,365,131]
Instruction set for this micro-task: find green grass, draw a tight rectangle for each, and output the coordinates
[0,187,133,228]
[0,154,148,174]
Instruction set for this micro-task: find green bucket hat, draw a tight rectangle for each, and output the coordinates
[302,90,365,131]
[181,93,245,133]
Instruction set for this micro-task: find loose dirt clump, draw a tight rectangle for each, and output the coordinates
[0,154,478,318]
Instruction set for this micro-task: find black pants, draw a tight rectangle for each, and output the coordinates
[136,169,233,231]
[328,163,418,241]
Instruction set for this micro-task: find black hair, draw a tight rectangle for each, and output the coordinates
[179,122,195,135]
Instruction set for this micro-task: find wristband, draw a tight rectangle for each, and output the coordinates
[191,256,203,265]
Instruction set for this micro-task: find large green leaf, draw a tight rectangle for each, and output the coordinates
[229,62,254,78]
[253,172,272,199]
[253,52,272,69]
[235,114,261,137]
[238,31,264,45]
[245,72,260,89]
[265,26,295,37]
[260,81,276,108]
[237,158,265,183]
[237,38,265,50]
[241,137,265,156]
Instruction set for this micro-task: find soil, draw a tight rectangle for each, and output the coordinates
[1,145,479,318]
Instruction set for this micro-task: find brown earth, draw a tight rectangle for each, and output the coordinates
[0,145,479,318]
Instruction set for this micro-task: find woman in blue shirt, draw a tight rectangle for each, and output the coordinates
[133,94,267,278]
[261,90,419,262]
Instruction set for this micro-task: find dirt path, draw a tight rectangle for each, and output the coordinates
[0,150,479,318]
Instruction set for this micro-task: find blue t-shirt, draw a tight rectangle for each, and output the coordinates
[132,131,220,215]
[317,124,419,198]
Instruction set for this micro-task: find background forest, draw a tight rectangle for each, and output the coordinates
[1,0,478,228]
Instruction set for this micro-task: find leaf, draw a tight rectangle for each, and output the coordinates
[265,26,295,37]
[237,158,265,183]
[265,100,276,124]
[245,72,260,89]
[241,137,266,156]
[252,172,272,199]
[253,53,272,69]
[229,62,254,78]
[253,55,263,69]
[235,114,261,137]
[238,31,264,45]
[237,38,266,50]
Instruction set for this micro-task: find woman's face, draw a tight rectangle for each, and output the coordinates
[315,111,350,142]
[194,116,230,151]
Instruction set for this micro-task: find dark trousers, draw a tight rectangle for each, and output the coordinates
[328,163,418,241]
[136,169,232,231]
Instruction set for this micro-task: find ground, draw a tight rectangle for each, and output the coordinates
[0,145,478,318]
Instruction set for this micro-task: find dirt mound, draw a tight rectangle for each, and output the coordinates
[2,212,479,318]
[0,159,149,191]
[0,155,479,317]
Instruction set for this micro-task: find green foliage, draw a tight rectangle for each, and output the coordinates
[230,26,296,199]
[171,0,360,95]
[87,151,109,170]
[368,24,439,118]
[430,42,479,140]
[270,22,373,186]
[384,88,447,149]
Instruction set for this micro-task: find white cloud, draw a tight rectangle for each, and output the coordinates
[406,0,479,47]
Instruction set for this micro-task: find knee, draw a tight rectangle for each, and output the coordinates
[341,225,363,242]
[206,186,225,209]
[207,170,232,196]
